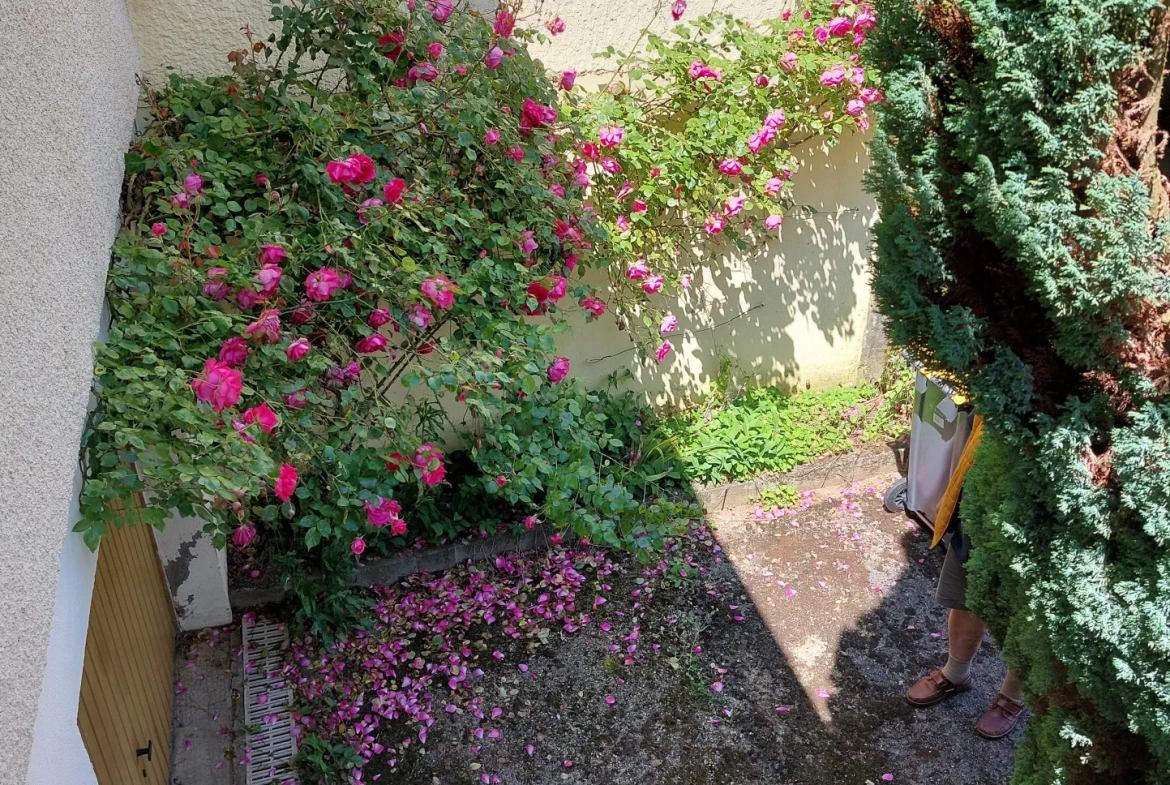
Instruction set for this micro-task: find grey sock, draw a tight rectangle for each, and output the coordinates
[941,654,974,684]
[1000,669,1024,702]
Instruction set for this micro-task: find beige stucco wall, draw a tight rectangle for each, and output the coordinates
[0,1,141,782]
[128,0,878,404]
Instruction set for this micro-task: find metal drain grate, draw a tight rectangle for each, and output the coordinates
[242,616,298,785]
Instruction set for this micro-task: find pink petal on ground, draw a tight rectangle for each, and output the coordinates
[882,776,895,782]
[605,695,616,704]
[786,588,797,598]
[776,705,790,713]
[817,689,830,698]
[518,663,529,672]
[445,704,457,713]
[564,760,573,768]
[710,681,724,693]
[526,744,535,755]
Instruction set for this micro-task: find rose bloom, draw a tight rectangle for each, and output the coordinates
[414,444,446,487]
[232,525,256,548]
[582,297,607,318]
[581,142,600,159]
[244,309,281,344]
[406,303,433,330]
[355,333,388,353]
[671,0,686,20]
[151,222,167,237]
[408,63,438,83]
[383,177,407,204]
[365,496,403,528]
[560,70,576,90]
[627,258,650,280]
[236,289,262,310]
[642,274,664,294]
[655,341,673,363]
[718,158,742,175]
[285,389,308,408]
[764,109,786,129]
[660,313,678,335]
[846,98,866,117]
[545,17,565,35]
[600,157,622,174]
[368,308,392,328]
[820,64,848,87]
[485,128,501,145]
[428,42,443,58]
[755,74,770,87]
[484,45,504,70]
[274,463,298,501]
[351,537,367,556]
[305,268,341,301]
[286,337,311,361]
[704,213,727,235]
[202,267,231,301]
[631,199,647,213]
[765,214,784,230]
[428,0,453,22]
[679,273,693,289]
[218,337,249,368]
[494,9,515,37]
[615,215,630,232]
[243,401,278,433]
[258,244,288,265]
[780,52,798,71]
[724,196,745,217]
[547,356,570,383]
[765,175,784,196]
[191,359,243,412]
[599,126,625,147]
[815,25,830,45]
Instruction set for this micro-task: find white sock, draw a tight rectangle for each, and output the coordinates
[941,654,974,684]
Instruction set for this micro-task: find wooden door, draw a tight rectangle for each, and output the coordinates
[78,513,176,785]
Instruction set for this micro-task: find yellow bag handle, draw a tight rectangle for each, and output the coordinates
[930,415,984,548]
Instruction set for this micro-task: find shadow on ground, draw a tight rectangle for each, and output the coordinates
[375,476,1021,785]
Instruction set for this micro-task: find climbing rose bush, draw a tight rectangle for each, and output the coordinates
[78,0,689,587]
[567,2,881,356]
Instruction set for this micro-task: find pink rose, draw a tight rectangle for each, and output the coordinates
[421,275,457,309]
[484,45,504,70]
[518,230,538,256]
[232,525,256,548]
[256,263,283,295]
[600,157,622,174]
[747,126,776,154]
[191,359,243,412]
[616,215,630,232]
[391,518,407,536]
[860,87,884,103]
[274,464,298,501]
[485,128,500,145]
[243,401,278,433]
[855,6,877,32]
[846,98,866,116]
[718,159,742,175]
[724,196,745,217]
[202,267,231,301]
[414,444,446,487]
[764,109,786,129]
[545,17,565,35]
[290,301,315,324]
[627,258,650,280]
[599,126,625,147]
[704,213,726,235]
[406,303,433,330]
[815,25,830,45]
[383,178,407,205]
[688,61,722,81]
[508,146,525,162]
[780,52,798,71]
[671,0,686,20]
[369,308,392,328]
[755,74,770,87]
[428,42,443,58]
[519,98,557,135]
[850,66,866,86]
[286,337,311,361]
[765,176,783,196]
[365,496,402,528]
[219,337,249,368]
[428,0,453,22]
[765,214,784,230]
[642,274,664,294]
[820,64,847,87]
[548,183,565,198]
[170,192,191,210]
[632,199,647,213]
[151,222,167,237]
[285,389,308,408]
[236,289,262,310]
[560,70,576,90]
[355,334,388,353]
[655,341,673,363]
[547,357,570,383]
[245,309,281,344]
[305,268,341,301]
[408,63,438,82]
[828,16,853,36]
[351,537,367,556]
[581,142,600,160]
[258,244,287,265]
[660,313,678,335]
[494,10,515,37]
[582,297,607,318]
[184,173,204,194]
[358,197,383,225]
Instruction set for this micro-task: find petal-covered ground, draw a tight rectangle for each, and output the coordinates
[283,477,1020,784]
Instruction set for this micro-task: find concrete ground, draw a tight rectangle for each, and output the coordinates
[367,475,1021,785]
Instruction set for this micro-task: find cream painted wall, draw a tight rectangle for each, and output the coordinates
[127,0,878,405]
[0,1,141,783]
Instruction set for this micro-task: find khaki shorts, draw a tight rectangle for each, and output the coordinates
[935,545,969,611]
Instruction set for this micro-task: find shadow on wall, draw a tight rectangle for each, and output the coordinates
[559,131,878,407]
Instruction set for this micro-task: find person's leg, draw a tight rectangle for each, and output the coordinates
[940,608,986,683]
[906,547,982,706]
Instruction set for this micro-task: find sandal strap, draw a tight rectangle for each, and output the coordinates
[992,693,1024,715]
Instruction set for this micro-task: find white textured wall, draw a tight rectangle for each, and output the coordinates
[0,1,141,782]
[127,0,877,402]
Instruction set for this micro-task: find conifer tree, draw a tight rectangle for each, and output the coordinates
[866,1,1170,781]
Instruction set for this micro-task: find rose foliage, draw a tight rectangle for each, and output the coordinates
[567,2,881,355]
[77,0,694,597]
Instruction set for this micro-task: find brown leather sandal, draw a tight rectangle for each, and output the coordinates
[975,693,1025,739]
[905,669,973,707]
